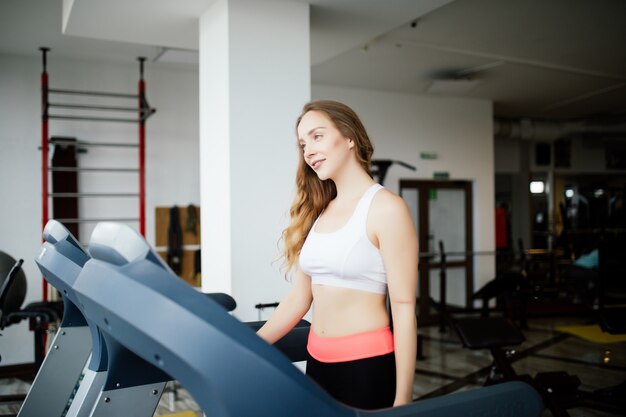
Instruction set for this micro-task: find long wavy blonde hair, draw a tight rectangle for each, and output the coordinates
[281,100,374,273]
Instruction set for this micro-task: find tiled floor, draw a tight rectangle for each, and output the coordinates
[413,317,625,417]
[1,316,624,417]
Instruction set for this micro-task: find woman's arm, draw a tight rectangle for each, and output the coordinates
[375,192,418,406]
[257,266,313,345]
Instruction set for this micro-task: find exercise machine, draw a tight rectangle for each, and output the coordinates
[24,220,97,417]
[30,220,544,417]
[31,220,310,416]
[453,314,625,416]
[0,252,64,371]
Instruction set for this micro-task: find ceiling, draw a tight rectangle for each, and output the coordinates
[1,0,625,120]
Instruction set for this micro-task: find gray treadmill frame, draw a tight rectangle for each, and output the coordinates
[59,221,544,417]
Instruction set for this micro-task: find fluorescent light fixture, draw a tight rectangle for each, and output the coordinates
[565,189,574,198]
[530,181,545,194]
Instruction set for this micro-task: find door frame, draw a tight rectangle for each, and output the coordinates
[399,180,474,325]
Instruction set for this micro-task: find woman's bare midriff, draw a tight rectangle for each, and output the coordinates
[311,284,389,337]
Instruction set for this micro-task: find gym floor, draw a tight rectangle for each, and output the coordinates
[0,316,623,417]
[413,316,625,417]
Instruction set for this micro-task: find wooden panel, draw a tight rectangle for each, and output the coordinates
[155,205,200,247]
[157,250,201,288]
[155,205,201,288]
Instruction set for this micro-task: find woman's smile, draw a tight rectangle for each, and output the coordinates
[311,158,326,170]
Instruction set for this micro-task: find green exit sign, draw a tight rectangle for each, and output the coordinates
[420,152,438,160]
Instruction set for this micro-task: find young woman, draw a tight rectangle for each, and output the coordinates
[257,100,418,409]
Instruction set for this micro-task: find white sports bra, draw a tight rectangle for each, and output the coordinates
[299,184,387,294]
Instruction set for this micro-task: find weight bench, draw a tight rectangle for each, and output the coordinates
[46,221,543,417]
[0,252,64,375]
[453,316,581,417]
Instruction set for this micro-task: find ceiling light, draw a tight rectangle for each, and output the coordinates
[530,181,545,194]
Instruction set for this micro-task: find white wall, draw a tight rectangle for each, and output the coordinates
[0,53,199,365]
[199,0,310,323]
[312,85,495,306]
[0,55,496,364]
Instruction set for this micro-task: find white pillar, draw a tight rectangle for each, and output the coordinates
[199,0,310,321]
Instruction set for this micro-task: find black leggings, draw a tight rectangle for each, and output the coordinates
[306,352,396,410]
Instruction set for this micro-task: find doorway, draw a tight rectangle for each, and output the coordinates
[399,180,473,325]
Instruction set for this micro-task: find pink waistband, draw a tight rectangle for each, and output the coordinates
[307,326,394,363]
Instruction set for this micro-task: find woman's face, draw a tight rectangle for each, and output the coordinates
[297,110,354,181]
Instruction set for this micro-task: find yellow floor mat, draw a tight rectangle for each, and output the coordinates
[556,324,626,344]
[158,411,197,417]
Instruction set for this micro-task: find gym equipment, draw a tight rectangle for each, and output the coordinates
[31,220,309,417]
[254,301,279,320]
[0,251,66,415]
[38,47,156,304]
[37,221,543,417]
[453,315,625,416]
[597,233,626,335]
[35,220,167,417]
[0,259,26,349]
[370,160,416,186]
[247,320,311,363]
[591,234,626,411]
[0,251,63,371]
[21,220,93,417]
[0,254,27,323]
[382,236,621,415]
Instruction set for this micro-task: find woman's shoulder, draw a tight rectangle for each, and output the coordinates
[371,187,411,219]
[368,187,415,242]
